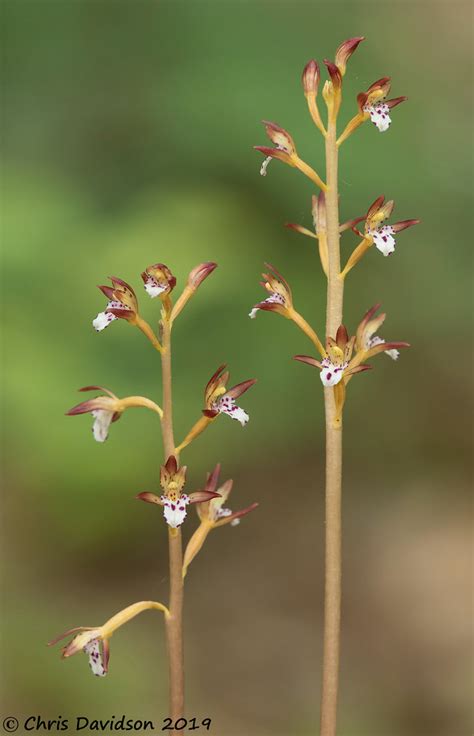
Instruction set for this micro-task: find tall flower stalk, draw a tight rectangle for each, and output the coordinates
[253,37,419,736]
[49,261,258,718]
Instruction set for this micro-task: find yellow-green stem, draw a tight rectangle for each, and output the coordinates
[161,318,185,719]
[320,117,344,736]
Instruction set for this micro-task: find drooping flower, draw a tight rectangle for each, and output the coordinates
[254,121,327,190]
[66,386,122,442]
[182,464,258,576]
[141,263,176,299]
[48,626,109,677]
[364,195,420,256]
[66,387,163,443]
[203,365,256,426]
[249,263,293,319]
[136,456,220,529]
[93,277,138,332]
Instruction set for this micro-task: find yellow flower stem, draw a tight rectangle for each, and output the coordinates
[102,601,169,638]
[307,95,327,137]
[160,317,185,719]
[174,415,213,455]
[320,106,344,736]
[120,396,163,419]
[294,156,328,192]
[336,113,366,147]
[182,521,212,579]
[340,237,372,279]
[288,307,326,358]
[135,315,163,352]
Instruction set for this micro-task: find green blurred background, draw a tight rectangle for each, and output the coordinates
[2,1,472,734]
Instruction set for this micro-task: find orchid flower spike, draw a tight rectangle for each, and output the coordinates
[141,263,176,299]
[93,277,138,332]
[136,455,220,529]
[364,195,420,256]
[249,263,293,319]
[203,365,256,427]
[66,386,122,442]
[182,464,258,576]
[48,626,109,677]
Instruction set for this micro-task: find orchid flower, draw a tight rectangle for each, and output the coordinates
[66,386,163,443]
[255,121,327,190]
[182,464,258,576]
[337,77,407,146]
[93,277,138,332]
[170,262,218,323]
[249,262,293,319]
[141,263,176,299]
[136,455,220,529]
[174,367,256,454]
[362,195,420,257]
[48,601,169,678]
[356,303,403,361]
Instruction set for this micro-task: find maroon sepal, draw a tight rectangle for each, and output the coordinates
[293,354,322,369]
[386,96,407,109]
[224,502,259,524]
[202,409,219,419]
[66,399,99,416]
[98,285,115,300]
[323,59,342,88]
[164,455,178,475]
[391,219,420,233]
[106,307,134,320]
[47,627,92,648]
[136,492,163,506]
[188,490,221,504]
[224,378,257,400]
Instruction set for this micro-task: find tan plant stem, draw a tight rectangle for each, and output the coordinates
[320,116,344,736]
[160,317,185,719]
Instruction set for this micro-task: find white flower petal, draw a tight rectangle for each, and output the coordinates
[319,360,346,387]
[92,311,117,331]
[364,103,391,132]
[230,518,241,527]
[91,410,114,442]
[260,156,272,176]
[83,639,106,677]
[162,494,190,528]
[144,278,167,298]
[371,226,396,256]
[216,396,249,426]
[368,335,399,361]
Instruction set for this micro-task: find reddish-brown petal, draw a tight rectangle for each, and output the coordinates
[357,91,369,112]
[136,492,163,506]
[102,639,110,673]
[302,59,320,95]
[66,399,102,416]
[109,276,137,300]
[187,262,218,289]
[366,195,386,220]
[386,96,407,109]
[263,262,292,298]
[323,59,342,89]
[293,354,322,369]
[345,364,372,376]
[164,455,178,475]
[202,408,219,419]
[391,219,420,233]
[254,146,294,165]
[336,325,349,348]
[206,464,221,494]
[106,307,135,320]
[78,385,117,398]
[221,502,259,525]
[189,490,221,504]
[367,76,391,94]
[335,37,364,75]
[225,378,257,400]
[205,364,228,395]
[47,627,92,647]
[261,120,296,152]
[98,284,115,300]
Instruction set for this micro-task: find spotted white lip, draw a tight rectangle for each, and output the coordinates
[320,359,346,387]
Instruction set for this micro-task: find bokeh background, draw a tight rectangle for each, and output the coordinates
[2,1,472,735]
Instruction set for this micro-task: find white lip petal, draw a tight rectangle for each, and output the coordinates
[319,361,345,387]
[144,279,167,298]
[162,495,190,528]
[83,639,106,677]
[92,311,117,331]
[372,226,396,256]
[216,396,249,426]
[91,409,114,442]
[384,348,399,361]
[365,103,391,132]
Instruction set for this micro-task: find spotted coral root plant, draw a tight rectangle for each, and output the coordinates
[49,261,258,718]
[253,37,419,736]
